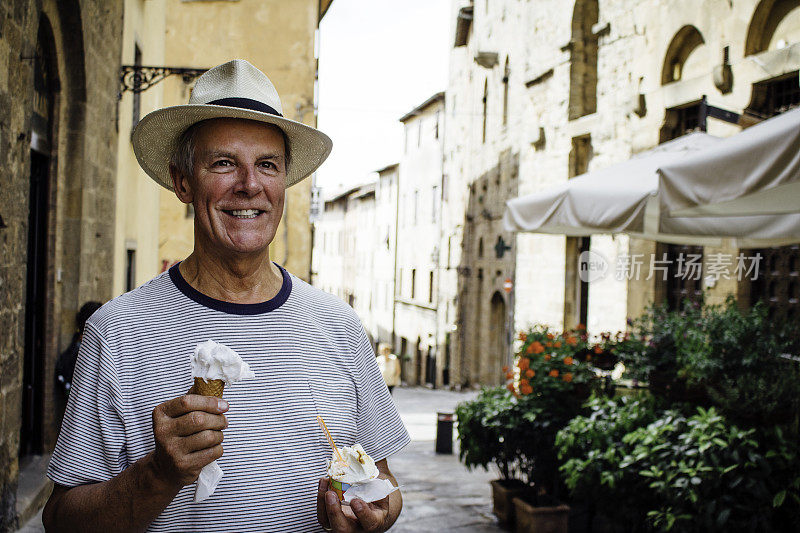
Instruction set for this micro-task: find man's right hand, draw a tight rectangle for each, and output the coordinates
[150,394,229,487]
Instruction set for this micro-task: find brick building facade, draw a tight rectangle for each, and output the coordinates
[0,0,123,529]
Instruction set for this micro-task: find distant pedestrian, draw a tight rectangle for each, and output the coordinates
[55,301,102,397]
[376,343,401,394]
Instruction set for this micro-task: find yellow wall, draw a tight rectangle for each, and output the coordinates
[157,0,323,280]
[114,0,167,296]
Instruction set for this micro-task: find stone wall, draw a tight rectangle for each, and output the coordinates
[157,0,323,282]
[0,0,122,529]
[443,0,800,389]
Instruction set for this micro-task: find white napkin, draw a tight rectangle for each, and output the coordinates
[342,479,399,504]
[195,461,223,502]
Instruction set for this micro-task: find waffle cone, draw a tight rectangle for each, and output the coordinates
[193,377,225,398]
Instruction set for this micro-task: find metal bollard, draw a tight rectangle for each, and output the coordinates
[435,412,454,454]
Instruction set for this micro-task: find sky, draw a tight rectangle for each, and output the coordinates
[316,0,451,195]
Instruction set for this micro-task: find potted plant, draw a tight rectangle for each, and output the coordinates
[455,386,531,527]
[503,327,598,532]
[615,303,709,404]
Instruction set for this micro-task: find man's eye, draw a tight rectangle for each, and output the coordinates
[212,160,233,167]
[260,161,277,170]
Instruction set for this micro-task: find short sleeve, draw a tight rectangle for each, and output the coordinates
[351,323,410,462]
[47,321,128,486]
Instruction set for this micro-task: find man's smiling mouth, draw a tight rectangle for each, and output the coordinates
[224,209,264,219]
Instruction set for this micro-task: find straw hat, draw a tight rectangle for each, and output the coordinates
[132,59,332,190]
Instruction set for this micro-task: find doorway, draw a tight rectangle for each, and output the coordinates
[489,292,506,385]
[21,17,57,457]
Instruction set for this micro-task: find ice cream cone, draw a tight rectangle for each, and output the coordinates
[194,377,225,398]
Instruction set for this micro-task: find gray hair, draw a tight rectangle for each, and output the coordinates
[169,119,292,182]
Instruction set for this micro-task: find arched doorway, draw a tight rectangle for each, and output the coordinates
[488,292,507,385]
[21,15,59,457]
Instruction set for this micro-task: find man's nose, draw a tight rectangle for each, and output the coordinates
[234,164,260,194]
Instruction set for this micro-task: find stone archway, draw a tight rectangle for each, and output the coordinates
[745,0,800,56]
[20,13,60,458]
[661,25,706,84]
[487,291,507,385]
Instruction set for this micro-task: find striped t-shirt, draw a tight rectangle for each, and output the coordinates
[48,263,410,532]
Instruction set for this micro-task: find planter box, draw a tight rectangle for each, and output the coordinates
[512,497,569,533]
[490,479,528,528]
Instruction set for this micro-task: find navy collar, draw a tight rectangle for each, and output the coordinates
[169,262,291,315]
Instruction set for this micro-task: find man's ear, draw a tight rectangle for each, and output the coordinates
[170,164,193,204]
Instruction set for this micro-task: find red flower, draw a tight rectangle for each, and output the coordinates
[593,345,603,354]
[544,354,552,362]
[518,358,530,371]
[507,383,516,393]
[520,384,533,395]
[564,357,574,366]
[505,372,514,380]
[562,372,573,383]
[502,365,509,373]
[565,336,577,346]
[525,369,535,378]
[527,341,545,354]
[549,369,559,378]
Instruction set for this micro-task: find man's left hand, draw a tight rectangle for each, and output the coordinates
[317,478,390,533]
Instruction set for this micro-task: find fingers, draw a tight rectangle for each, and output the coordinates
[325,490,355,532]
[317,478,332,531]
[173,411,228,437]
[350,498,387,532]
[159,394,228,418]
[150,392,230,488]
[183,429,224,453]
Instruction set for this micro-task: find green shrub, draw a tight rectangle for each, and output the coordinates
[617,297,800,425]
[558,399,800,532]
[455,386,534,482]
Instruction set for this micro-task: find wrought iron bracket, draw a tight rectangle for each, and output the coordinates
[119,65,208,96]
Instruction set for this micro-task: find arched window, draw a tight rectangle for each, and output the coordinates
[661,25,706,85]
[568,0,598,120]
[745,0,800,56]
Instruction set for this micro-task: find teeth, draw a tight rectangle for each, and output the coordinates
[229,209,260,218]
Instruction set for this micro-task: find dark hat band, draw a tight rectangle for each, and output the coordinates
[207,97,283,117]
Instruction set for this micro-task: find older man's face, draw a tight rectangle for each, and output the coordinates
[177,118,287,257]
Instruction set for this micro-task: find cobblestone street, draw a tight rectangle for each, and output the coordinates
[17,386,502,532]
[389,387,504,532]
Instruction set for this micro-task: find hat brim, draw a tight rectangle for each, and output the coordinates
[132,104,332,190]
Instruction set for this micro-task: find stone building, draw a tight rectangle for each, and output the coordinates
[155,0,334,282]
[113,0,166,296]
[372,165,400,346]
[444,0,800,387]
[0,0,123,528]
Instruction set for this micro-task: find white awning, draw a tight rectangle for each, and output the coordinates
[503,130,800,247]
[659,106,800,217]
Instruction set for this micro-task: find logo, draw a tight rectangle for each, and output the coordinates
[579,250,609,283]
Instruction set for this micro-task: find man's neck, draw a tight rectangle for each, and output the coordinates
[178,249,283,304]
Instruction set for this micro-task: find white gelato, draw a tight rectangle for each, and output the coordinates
[191,339,255,386]
[327,444,379,484]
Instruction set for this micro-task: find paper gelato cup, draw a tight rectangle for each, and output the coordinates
[329,478,351,501]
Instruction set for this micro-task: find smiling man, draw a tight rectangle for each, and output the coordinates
[43,60,409,533]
